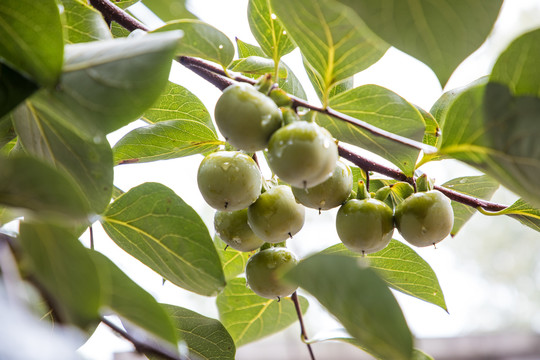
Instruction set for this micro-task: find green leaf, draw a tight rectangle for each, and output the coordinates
[441,175,499,236]
[285,253,413,360]
[110,21,131,38]
[12,101,114,214]
[61,0,113,44]
[235,39,306,99]
[303,56,354,101]
[0,113,16,148]
[0,155,90,220]
[322,240,447,311]
[0,64,37,117]
[416,106,440,148]
[19,222,101,328]
[216,277,308,346]
[157,304,236,360]
[248,0,296,61]
[229,56,288,79]
[437,78,540,207]
[271,0,388,104]
[490,28,540,98]
[485,199,540,233]
[154,20,234,67]
[214,236,251,281]
[34,31,182,136]
[142,0,197,21]
[337,0,503,86]
[113,0,140,9]
[0,0,64,87]
[101,182,226,296]
[316,84,425,176]
[90,251,179,348]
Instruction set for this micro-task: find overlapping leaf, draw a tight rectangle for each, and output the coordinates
[316,84,425,176]
[157,304,235,360]
[322,240,446,311]
[12,101,114,214]
[0,64,37,117]
[485,199,540,233]
[229,56,288,79]
[101,182,226,296]
[441,175,499,236]
[216,277,308,346]
[0,0,64,86]
[214,236,251,281]
[337,0,503,86]
[154,20,234,67]
[19,222,101,328]
[61,0,112,44]
[285,253,413,360]
[271,0,388,104]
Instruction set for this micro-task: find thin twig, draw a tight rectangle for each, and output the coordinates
[89,225,94,250]
[291,292,316,360]
[89,0,149,32]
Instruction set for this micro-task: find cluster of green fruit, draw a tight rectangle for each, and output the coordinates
[197,81,454,300]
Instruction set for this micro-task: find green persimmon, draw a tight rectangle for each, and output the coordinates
[292,160,353,211]
[267,121,338,188]
[214,209,264,252]
[247,185,305,243]
[245,247,298,299]
[394,190,454,247]
[197,151,262,211]
[336,198,394,254]
[214,83,282,151]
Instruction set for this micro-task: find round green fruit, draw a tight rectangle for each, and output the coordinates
[245,247,298,299]
[247,185,305,243]
[292,160,353,211]
[214,83,282,151]
[267,121,338,188]
[336,198,394,254]
[394,190,454,247]
[197,151,262,211]
[214,209,264,252]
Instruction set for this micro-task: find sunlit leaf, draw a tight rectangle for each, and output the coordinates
[61,0,112,44]
[487,199,540,233]
[441,175,499,236]
[285,253,413,360]
[142,0,197,21]
[216,277,308,346]
[229,56,288,79]
[0,0,64,86]
[322,240,447,311]
[271,0,388,104]
[214,236,251,281]
[101,182,225,296]
[337,0,503,86]
[113,0,140,9]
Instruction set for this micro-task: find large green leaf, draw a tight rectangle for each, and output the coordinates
[0,155,90,220]
[271,0,388,104]
[441,175,499,236]
[142,0,197,21]
[12,102,114,214]
[0,0,64,87]
[323,240,446,311]
[214,236,251,281]
[101,182,226,296]
[90,251,179,348]
[19,222,101,328]
[216,277,308,347]
[337,0,503,86]
[490,28,540,98]
[154,20,234,67]
[61,0,112,44]
[303,55,353,101]
[157,304,236,360]
[483,199,540,233]
[437,78,540,207]
[316,84,425,176]
[248,0,296,62]
[33,31,182,136]
[0,64,37,117]
[285,253,413,360]
[235,39,306,99]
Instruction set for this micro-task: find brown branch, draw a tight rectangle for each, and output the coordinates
[291,292,316,360]
[89,0,149,32]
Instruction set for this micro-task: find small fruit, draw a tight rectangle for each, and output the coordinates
[394,190,454,247]
[214,209,264,252]
[292,160,353,211]
[197,151,262,211]
[245,247,298,299]
[214,83,282,151]
[267,121,338,188]
[247,185,305,243]
[336,198,394,254]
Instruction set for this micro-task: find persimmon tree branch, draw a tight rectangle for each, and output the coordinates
[90,0,509,213]
[291,291,316,360]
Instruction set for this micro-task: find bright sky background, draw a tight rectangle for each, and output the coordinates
[78,1,540,359]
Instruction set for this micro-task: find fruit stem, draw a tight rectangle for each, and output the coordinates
[356,181,370,200]
[416,174,433,192]
[291,292,316,360]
